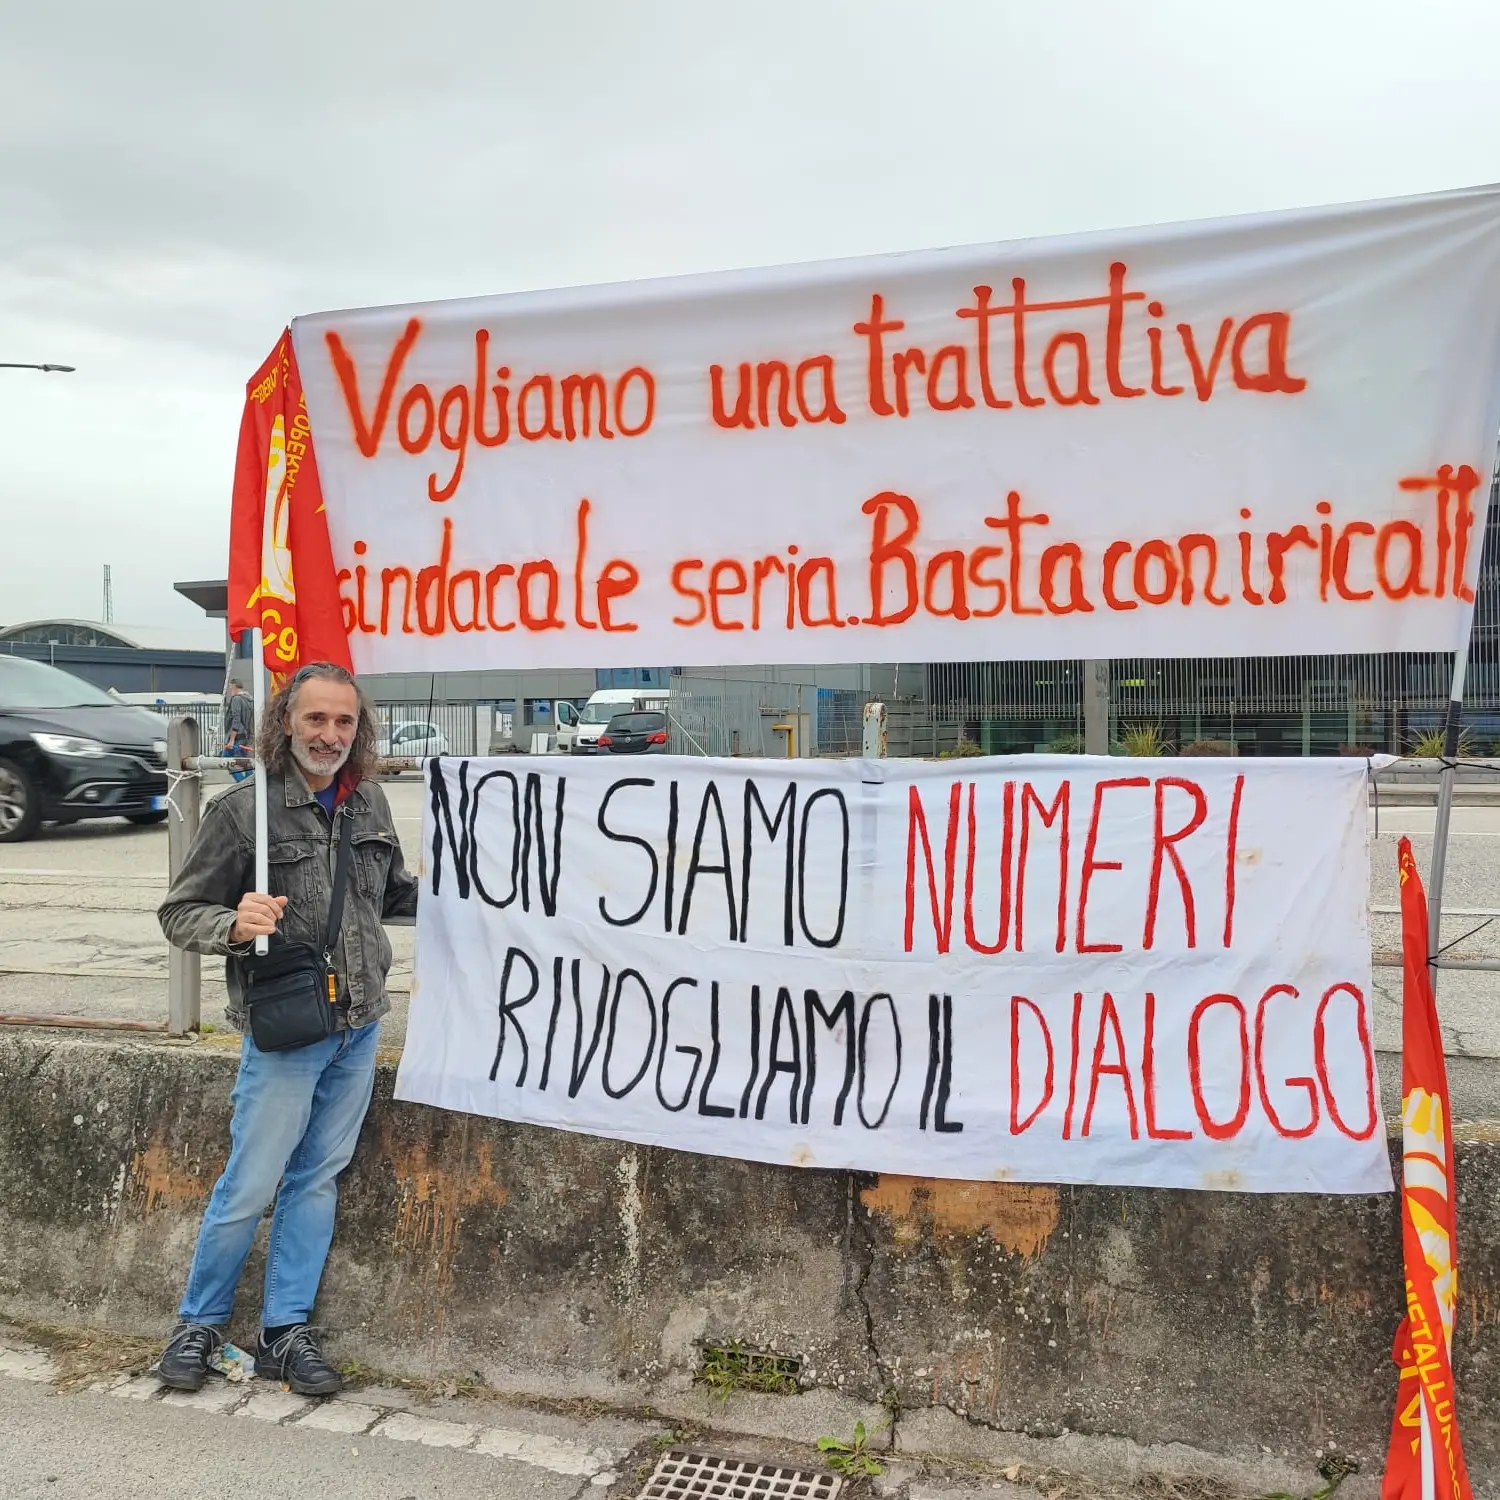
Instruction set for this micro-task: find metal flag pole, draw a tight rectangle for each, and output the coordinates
[250,629,270,957]
[1419,1403,1437,1500]
[1415,461,1495,1491]
[1425,640,1472,973]
[1425,465,1497,977]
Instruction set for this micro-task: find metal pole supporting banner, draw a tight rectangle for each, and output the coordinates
[251,629,270,957]
[1426,662,1468,975]
[1412,463,1496,1500]
[1424,470,1497,978]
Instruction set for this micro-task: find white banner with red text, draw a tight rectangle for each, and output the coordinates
[395,754,1391,1193]
[293,185,1500,672]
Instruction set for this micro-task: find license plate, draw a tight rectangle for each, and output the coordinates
[151,795,168,812]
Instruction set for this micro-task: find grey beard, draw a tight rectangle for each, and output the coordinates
[290,737,351,779]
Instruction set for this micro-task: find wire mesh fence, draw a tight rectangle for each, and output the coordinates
[919,476,1500,756]
[132,662,1498,764]
[134,699,497,757]
[368,701,492,756]
[137,700,225,744]
[921,652,1499,756]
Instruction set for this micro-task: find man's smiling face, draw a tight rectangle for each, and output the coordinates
[285,677,358,787]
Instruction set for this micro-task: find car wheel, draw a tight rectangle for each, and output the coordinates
[0,758,42,843]
[126,810,169,826]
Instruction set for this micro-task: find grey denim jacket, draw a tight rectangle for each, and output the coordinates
[157,767,419,1030]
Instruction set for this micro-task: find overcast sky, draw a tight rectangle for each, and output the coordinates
[3,0,1499,647]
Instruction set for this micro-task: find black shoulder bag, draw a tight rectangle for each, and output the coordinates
[242,805,355,1052]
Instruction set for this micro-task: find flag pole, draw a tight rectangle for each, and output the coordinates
[1425,464,1496,973]
[250,628,270,958]
[1424,636,1471,972]
[1419,1403,1436,1500]
[1417,464,1493,1492]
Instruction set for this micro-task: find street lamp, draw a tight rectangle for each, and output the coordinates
[0,363,75,373]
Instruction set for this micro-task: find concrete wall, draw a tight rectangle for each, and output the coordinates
[2,1034,1496,1486]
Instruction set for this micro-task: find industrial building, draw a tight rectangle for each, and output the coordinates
[0,619,225,696]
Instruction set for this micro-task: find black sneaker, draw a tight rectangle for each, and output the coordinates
[255,1324,342,1396]
[157,1322,224,1392]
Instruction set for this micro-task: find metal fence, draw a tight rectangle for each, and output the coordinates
[128,475,1500,761]
[135,698,498,757]
[665,677,944,758]
[920,653,1489,756]
[920,650,1500,756]
[139,699,224,744]
[665,651,1500,759]
[916,476,1500,756]
[132,661,1498,763]
[667,676,813,757]
[370,701,492,756]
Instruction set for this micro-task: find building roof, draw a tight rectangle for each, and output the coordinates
[0,618,215,652]
[174,580,229,619]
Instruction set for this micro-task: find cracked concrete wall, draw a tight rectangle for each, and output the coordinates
[1,1034,1496,1478]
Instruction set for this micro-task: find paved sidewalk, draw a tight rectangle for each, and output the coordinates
[0,1326,1378,1500]
[0,1375,622,1500]
[0,1326,644,1500]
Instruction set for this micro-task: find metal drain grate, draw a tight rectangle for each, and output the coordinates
[636,1451,842,1500]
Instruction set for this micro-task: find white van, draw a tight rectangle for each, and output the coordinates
[564,687,671,754]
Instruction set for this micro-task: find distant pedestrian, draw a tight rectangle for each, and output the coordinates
[222,678,254,781]
[156,662,419,1396]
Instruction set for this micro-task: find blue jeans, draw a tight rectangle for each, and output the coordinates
[179,1023,379,1329]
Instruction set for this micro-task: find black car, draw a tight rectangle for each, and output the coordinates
[597,710,669,755]
[0,657,171,842]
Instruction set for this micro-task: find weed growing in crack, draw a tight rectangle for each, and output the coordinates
[818,1420,888,1478]
[694,1342,801,1400]
[655,1425,703,1449]
[1262,1453,1359,1500]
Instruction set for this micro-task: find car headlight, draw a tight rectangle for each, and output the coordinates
[32,732,109,758]
[152,739,167,757]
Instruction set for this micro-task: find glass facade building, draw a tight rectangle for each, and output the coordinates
[923,476,1500,757]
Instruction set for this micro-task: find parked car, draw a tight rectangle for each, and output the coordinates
[0,657,170,842]
[568,688,671,753]
[377,721,450,760]
[597,710,670,755]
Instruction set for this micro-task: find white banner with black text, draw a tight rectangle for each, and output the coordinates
[396,754,1390,1193]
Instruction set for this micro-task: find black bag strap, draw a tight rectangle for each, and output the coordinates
[321,804,356,964]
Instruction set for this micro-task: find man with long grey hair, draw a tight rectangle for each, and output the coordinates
[156,662,418,1395]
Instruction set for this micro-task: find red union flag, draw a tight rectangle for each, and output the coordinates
[1383,839,1472,1499]
[227,330,351,678]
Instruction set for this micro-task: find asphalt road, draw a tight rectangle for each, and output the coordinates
[0,775,421,1041]
[1,775,1497,1115]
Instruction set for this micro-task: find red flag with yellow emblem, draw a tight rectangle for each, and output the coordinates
[1382,837,1472,1499]
[227,329,351,680]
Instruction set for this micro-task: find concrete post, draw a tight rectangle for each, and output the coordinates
[1082,659,1111,755]
[166,717,202,1036]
